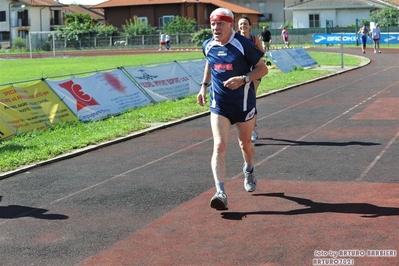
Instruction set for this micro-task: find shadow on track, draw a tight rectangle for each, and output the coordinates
[221,193,399,220]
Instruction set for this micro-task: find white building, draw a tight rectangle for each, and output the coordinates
[0,0,66,48]
[285,0,387,28]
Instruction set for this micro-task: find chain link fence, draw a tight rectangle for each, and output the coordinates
[28,25,399,54]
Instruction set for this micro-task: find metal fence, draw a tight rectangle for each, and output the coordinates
[27,26,399,53]
[48,33,195,51]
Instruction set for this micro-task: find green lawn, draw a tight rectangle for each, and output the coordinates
[0,51,361,173]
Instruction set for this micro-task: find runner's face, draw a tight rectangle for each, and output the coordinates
[211,20,233,44]
[238,19,250,33]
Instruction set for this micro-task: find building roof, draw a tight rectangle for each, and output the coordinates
[93,0,262,15]
[62,4,105,21]
[16,0,65,7]
[285,0,386,10]
[381,0,399,6]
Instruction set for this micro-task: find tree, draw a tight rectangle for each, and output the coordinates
[371,7,399,26]
[94,24,119,37]
[164,16,197,34]
[57,13,118,48]
[191,29,212,46]
[122,16,156,36]
[57,13,98,41]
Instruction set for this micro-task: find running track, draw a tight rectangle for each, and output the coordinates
[0,47,398,266]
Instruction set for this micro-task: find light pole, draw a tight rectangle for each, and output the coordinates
[9,1,12,48]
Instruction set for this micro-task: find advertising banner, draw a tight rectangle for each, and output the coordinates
[46,69,152,121]
[0,117,15,140]
[313,33,399,45]
[266,47,318,73]
[286,47,319,68]
[1,60,207,140]
[175,59,207,84]
[124,62,199,103]
[0,81,76,139]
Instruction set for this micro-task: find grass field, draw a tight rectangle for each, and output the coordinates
[0,50,362,173]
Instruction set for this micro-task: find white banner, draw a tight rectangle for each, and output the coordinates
[46,69,152,121]
[175,59,207,84]
[124,62,201,103]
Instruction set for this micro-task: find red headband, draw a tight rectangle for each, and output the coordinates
[210,14,233,23]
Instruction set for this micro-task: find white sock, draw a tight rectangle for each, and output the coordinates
[215,182,225,192]
[244,163,253,173]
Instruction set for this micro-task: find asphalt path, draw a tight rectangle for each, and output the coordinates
[0,47,398,266]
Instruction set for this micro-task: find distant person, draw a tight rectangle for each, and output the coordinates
[165,33,171,50]
[357,24,369,54]
[259,26,272,52]
[159,32,166,50]
[237,16,265,143]
[197,7,268,210]
[281,27,289,48]
[371,23,381,54]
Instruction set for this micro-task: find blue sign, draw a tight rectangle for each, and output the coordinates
[313,33,399,45]
[266,47,318,73]
[286,47,318,68]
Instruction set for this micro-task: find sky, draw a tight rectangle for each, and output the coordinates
[59,0,108,6]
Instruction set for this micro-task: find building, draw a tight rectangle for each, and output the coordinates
[223,0,398,28]
[93,0,263,30]
[225,0,299,26]
[0,0,104,48]
[0,0,65,47]
[62,4,105,25]
[285,0,398,28]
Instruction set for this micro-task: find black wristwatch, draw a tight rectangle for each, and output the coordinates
[201,82,209,87]
[242,75,250,83]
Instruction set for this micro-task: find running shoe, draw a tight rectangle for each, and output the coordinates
[244,167,257,192]
[210,191,228,210]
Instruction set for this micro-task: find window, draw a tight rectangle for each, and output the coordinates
[258,2,266,14]
[18,30,28,39]
[18,9,29,26]
[52,10,62,25]
[159,15,174,27]
[309,14,320,28]
[0,11,6,22]
[137,16,148,26]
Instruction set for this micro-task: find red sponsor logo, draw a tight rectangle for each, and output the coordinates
[58,80,99,111]
[103,72,125,93]
[214,64,233,70]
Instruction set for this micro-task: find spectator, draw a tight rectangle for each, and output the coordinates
[371,23,381,54]
[165,33,171,50]
[159,32,166,50]
[281,27,289,48]
[357,24,369,54]
[197,7,268,210]
[259,26,272,52]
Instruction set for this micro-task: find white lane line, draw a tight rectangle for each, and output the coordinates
[356,130,399,182]
[49,137,213,205]
[233,80,399,179]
